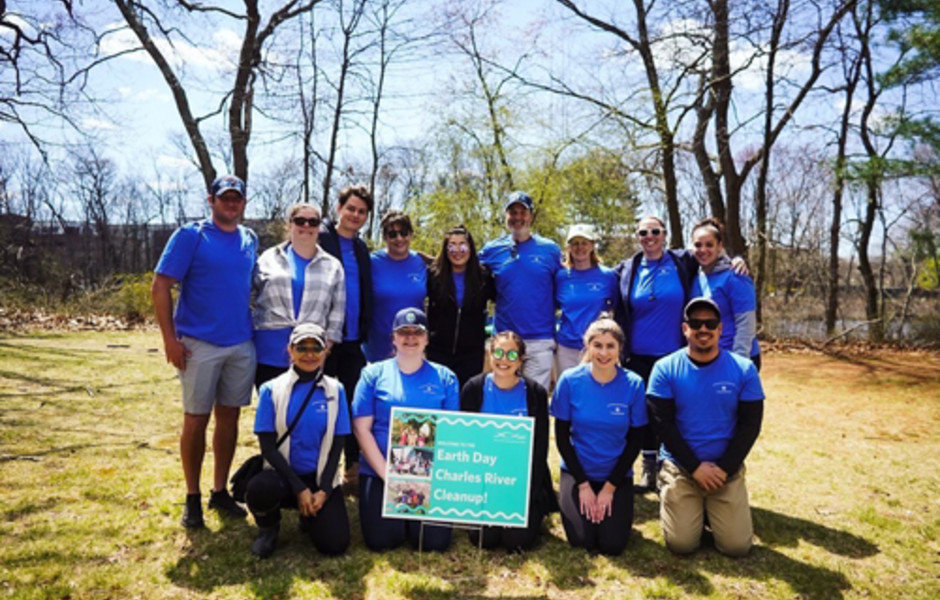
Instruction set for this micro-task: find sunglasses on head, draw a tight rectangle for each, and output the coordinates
[686,318,720,331]
[293,342,326,354]
[491,348,519,361]
[292,216,321,227]
[637,228,662,238]
[385,229,411,240]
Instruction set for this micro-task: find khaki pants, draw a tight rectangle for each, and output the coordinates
[659,460,753,557]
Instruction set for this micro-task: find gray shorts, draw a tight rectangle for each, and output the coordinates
[178,336,256,415]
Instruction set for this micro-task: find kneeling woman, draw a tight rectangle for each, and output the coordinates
[246,323,350,558]
[551,316,648,555]
[460,331,554,551]
[353,308,460,551]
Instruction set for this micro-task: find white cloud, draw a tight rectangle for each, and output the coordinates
[100,22,238,71]
[82,117,118,131]
[156,155,194,171]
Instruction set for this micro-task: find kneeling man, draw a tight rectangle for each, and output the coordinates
[647,297,764,556]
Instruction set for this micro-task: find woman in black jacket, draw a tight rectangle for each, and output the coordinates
[426,225,495,388]
[460,331,555,552]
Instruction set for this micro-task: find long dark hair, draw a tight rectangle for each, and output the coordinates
[428,224,485,305]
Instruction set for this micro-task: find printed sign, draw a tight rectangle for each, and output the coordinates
[382,408,534,527]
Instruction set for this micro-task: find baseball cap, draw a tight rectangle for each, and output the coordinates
[502,191,534,212]
[289,322,327,346]
[566,223,597,243]
[211,174,246,198]
[392,308,429,331]
[684,297,721,321]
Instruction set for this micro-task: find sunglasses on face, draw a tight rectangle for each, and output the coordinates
[292,216,321,227]
[447,242,469,253]
[491,348,520,361]
[637,228,662,238]
[384,229,411,240]
[293,342,326,355]
[395,326,424,336]
[686,318,720,331]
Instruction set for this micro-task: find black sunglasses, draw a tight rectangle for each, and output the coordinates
[292,216,321,227]
[637,228,662,237]
[293,342,326,354]
[687,318,720,331]
[384,229,411,240]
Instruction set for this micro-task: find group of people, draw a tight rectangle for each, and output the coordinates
[152,175,764,561]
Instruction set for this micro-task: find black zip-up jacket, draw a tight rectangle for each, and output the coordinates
[426,266,495,357]
[318,220,372,341]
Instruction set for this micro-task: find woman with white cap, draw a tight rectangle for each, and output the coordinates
[554,224,618,375]
[352,307,460,552]
[246,322,350,558]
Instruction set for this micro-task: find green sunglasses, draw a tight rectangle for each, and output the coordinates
[491,348,519,361]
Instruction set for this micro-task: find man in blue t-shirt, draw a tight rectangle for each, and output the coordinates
[479,191,562,390]
[647,297,764,557]
[152,174,259,529]
[317,184,373,492]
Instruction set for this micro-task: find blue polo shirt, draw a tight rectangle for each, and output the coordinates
[551,363,648,481]
[648,349,764,464]
[254,379,351,477]
[352,359,459,477]
[629,254,686,356]
[154,220,256,346]
[555,265,618,349]
[363,250,427,362]
[479,234,562,339]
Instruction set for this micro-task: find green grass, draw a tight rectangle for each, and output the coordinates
[1,332,938,599]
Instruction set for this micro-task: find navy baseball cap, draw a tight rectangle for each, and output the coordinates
[392,308,428,331]
[211,174,246,198]
[503,191,534,212]
[684,297,721,320]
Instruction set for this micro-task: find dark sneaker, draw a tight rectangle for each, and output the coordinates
[251,525,279,558]
[208,489,247,518]
[182,493,205,529]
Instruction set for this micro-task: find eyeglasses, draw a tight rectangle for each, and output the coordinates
[293,342,326,355]
[447,242,469,253]
[686,318,720,331]
[637,228,662,238]
[384,229,411,240]
[491,348,520,361]
[292,216,321,227]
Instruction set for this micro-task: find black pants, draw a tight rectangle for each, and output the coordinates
[558,471,634,556]
[255,363,288,390]
[426,347,484,390]
[245,470,350,556]
[358,475,452,552]
[324,340,367,466]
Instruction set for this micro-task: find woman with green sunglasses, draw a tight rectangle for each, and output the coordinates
[459,331,556,551]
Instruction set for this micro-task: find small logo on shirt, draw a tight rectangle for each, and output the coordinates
[713,381,736,395]
[587,282,604,292]
[314,402,328,413]
[420,383,441,395]
[607,403,628,416]
[408,272,423,283]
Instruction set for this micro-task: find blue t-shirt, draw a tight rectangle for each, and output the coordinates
[480,374,528,417]
[363,250,427,362]
[352,359,459,477]
[648,349,764,464]
[254,378,351,477]
[339,236,361,342]
[692,269,760,357]
[555,265,618,349]
[550,363,648,481]
[479,234,562,339]
[452,270,466,307]
[253,247,312,368]
[154,220,256,346]
[629,254,686,356]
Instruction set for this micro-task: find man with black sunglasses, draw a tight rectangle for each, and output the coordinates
[646,297,764,557]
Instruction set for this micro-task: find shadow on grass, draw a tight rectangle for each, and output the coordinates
[754,506,878,558]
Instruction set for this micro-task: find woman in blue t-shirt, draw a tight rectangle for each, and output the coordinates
[551,316,647,556]
[252,203,346,387]
[426,225,495,388]
[459,331,555,551]
[690,217,761,371]
[353,308,460,552]
[362,211,428,363]
[554,224,618,375]
[246,323,351,558]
